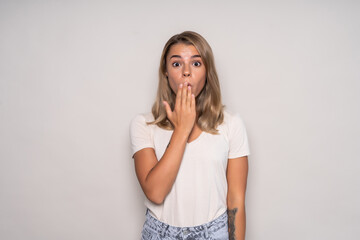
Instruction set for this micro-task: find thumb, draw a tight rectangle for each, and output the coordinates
[163,101,172,118]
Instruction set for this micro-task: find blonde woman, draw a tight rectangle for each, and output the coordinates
[130,31,250,240]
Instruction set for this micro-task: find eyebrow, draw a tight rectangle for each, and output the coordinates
[169,54,201,59]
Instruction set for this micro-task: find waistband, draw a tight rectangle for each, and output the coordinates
[144,209,228,239]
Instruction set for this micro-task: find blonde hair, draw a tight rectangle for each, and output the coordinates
[149,31,224,134]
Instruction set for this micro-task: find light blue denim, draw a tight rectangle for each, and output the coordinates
[141,209,229,240]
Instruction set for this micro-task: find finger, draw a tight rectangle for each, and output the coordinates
[163,101,172,119]
[175,83,183,110]
[186,85,192,108]
[181,82,188,108]
[190,93,195,110]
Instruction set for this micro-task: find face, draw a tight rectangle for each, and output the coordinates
[166,43,206,97]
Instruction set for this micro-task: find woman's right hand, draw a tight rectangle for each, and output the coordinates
[163,82,196,135]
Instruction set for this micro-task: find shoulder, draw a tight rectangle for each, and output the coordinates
[222,109,250,157]
[129,112,156,137]
[130,112,154,125]
[129,112,156,155]
[221,109,246,129]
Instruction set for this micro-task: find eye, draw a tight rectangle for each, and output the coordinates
[172,62,180,67]
[193,61,201,67]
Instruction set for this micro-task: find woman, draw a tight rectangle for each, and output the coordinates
[130,31,250,240]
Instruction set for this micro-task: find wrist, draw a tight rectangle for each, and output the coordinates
[173,128,190,142]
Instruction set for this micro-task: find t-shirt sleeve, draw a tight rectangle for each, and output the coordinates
[228,113,250,159]
[129,114,154,157]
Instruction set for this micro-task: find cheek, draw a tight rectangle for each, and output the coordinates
[168,78,177,93]
[167,67,184,92]
[194,72,207,94]
[167,74,181,93]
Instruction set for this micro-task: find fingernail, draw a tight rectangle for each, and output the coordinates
[188,86,191,90]
[184,82,188,86]
[179,83,183,88]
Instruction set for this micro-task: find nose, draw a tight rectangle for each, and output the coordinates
[183,65,191,77]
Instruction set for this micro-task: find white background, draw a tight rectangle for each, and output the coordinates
[1,0,359,239]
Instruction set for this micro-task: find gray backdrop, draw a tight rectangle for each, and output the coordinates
[0,0,359,239]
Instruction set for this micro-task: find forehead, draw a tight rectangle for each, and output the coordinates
[167,43,200,58]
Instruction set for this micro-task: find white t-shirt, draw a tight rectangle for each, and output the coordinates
[129,110,250,227]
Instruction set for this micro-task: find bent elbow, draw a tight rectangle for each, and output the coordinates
[149,197,164,205]
[145,191,165,205]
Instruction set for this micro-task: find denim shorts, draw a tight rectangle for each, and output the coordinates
[141,209,229,240]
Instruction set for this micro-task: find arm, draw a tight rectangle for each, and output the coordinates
[134,83,195,204]
[134,129,188,204]
[226,156,249,240]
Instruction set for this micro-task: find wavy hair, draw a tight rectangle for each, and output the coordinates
[148,31,224,134]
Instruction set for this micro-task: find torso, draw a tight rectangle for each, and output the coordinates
[131,110,250,227]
